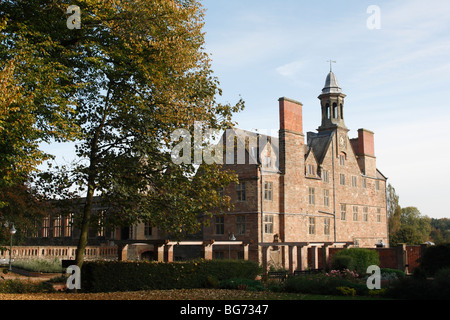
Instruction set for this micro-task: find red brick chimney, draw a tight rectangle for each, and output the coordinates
[279,97,303,134]
[278,97,305,224]
[356,129,375,157]
[351,129,376,177]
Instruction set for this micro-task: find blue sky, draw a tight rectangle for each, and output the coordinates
[202,0,450,219]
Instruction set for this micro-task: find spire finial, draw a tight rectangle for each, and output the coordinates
[327,60,336,72]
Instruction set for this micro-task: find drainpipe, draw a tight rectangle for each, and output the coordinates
[331,130,337,243]
[260,164,264,245]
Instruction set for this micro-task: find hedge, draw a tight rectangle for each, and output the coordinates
[331,248,379,274]
[417,243,450,276]
[284,274,369,296]
[80,259,262,292]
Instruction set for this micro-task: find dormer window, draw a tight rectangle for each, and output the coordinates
[264,156,272,168]
[307,164,315,175]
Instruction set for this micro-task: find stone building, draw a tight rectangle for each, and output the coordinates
[201,70,388,269]
[21,70,388,269]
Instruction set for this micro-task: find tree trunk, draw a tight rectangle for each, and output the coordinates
[75,91,111,270]
[75,175,95,269]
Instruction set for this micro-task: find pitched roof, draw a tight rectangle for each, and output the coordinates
[306,131,334,165]
[222,128,279,167]
[321,71,343,94]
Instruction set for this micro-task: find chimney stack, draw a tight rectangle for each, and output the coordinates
[279,97,303,134]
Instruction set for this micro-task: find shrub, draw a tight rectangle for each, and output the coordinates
[418,243,450,277]
[220,278,265,291]
[0,279,55,293]
[331,255,354,272]
[81,259,262,292]
[380,268,405,279]
[325,269,359,281]
[12,258,63,273]
[432,267,450,299]
[385,277,435,299]
[331,248,379,275]
[386,267,450,300]
[336,286,356,296]
[284,274,368,296]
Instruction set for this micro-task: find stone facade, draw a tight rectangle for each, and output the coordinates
[202,71,388,269]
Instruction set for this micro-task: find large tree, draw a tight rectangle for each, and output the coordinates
[387,184,402,240]
[0,17,78,202]
[3,0,244,268]
[390,206,431,246]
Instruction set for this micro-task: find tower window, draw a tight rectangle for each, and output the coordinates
[333,103,338,118]
[340,104,344,119]
[264,182,273,201]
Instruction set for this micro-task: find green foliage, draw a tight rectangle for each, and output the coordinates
[12,258,63,273]
[284,274,369,296]
[336,286,356,296]
[0,279,55,293]
[386,266,450,299]
[219,278,265,291]
[430,218,450,244]
[331,255,354,272]
[390,207,431,246]
[331,248,379,274]
[81,259,261,292]
[380,268,405,280]
[5,0,244,267]
[390,225,426,246]
[417,243,450,276]
[0,6,80,189]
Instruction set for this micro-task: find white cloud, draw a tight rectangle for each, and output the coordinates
[276,60,309,77]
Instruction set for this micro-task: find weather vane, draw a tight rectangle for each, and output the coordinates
[327,60,336,72]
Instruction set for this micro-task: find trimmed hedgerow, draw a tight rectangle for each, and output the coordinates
[331,248,379,274]
[417,243,450,277]
[80,259,262,293]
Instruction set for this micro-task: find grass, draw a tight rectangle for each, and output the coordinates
[11,258,63,273]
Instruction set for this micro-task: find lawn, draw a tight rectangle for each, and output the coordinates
[0,288,383,300]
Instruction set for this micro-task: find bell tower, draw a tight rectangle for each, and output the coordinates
[317,68,347,132]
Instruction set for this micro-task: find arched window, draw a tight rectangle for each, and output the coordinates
[326,103,330,119]
[340,104,344,119]
[333,103,338,118]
